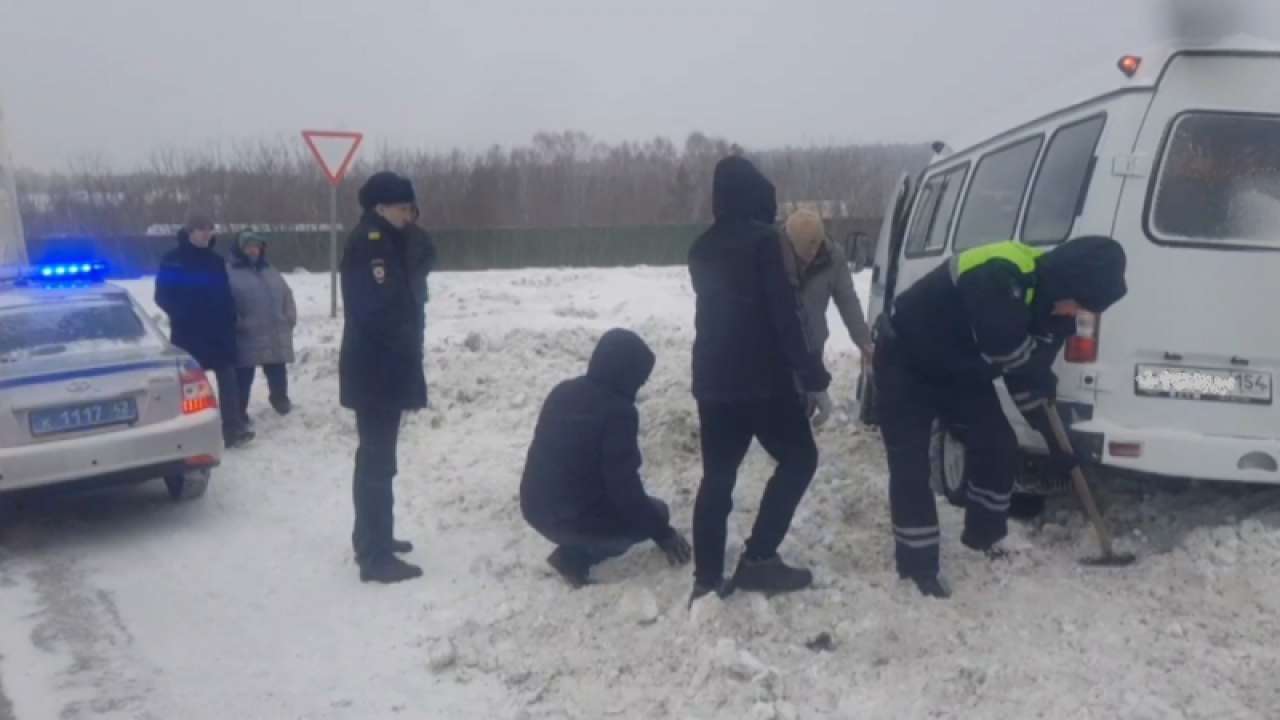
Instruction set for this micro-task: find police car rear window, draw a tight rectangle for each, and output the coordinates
[0,299,145,361]
[1151,112,1280,249]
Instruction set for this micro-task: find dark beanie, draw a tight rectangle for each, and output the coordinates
[185,213,214,231]
[358,171,416,211]
[1037,236,1128,313]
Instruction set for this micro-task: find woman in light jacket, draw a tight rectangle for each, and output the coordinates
[228,232,297,419]
[784,209,874,367]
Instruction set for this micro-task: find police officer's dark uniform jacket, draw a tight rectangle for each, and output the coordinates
[339,216,428,413]
[875,237,1127,583]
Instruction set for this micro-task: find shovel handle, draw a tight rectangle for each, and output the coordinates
[1044,403,1117,555]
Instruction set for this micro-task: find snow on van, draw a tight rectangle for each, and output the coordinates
[860,35,1280,501]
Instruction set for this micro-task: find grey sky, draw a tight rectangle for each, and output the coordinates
[2,0,1277,170]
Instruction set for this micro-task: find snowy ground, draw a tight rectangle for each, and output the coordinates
[2,266,1280,720]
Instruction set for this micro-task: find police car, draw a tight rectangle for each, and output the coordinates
[0,261,223,501]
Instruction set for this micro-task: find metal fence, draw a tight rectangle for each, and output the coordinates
[27,218,881,278]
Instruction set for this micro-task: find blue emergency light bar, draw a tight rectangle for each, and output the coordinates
[24,261,109,284]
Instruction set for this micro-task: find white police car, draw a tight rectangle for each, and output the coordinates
[0,262,223,501]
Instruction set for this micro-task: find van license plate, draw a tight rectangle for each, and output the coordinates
[1135,365,1272,405]
[29,399,139,437]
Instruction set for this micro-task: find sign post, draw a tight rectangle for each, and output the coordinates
[301,130,364,319]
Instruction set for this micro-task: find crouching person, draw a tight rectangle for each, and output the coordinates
[520,329,691,588]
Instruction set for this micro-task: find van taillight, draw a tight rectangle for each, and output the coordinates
[180,362,218,415]
[1065,311,1099,364]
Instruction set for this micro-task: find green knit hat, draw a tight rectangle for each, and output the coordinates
[238,232,267,251]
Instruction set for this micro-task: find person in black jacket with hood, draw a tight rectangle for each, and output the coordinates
[688,155,832,604]
[339,171,428,584]
[520,329,692,588]
[155,214,254,449]
[875,236,1128,599]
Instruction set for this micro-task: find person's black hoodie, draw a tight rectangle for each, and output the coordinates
[520,329,673,543]
[688,156,829,402]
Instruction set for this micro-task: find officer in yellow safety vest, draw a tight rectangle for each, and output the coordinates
[872,237,1128,598]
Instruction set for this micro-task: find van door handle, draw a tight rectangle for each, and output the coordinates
[1163,352,1183,362]
[1231,356,1250,367]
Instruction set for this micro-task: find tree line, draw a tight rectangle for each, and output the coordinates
[15,131,931,237]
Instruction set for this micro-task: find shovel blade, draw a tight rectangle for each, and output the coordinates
[1079,552,1137,568]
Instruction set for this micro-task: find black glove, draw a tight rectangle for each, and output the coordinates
[656,528,692,567]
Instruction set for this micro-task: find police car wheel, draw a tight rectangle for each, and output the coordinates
[929,422,968,508]
[164,469,210,501]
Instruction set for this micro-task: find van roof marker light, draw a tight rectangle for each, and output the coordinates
[1118,55,1142,78]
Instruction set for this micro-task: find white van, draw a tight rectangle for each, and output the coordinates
[859,36,1280,502]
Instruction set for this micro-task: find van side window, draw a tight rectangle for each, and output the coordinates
[1023,115,1107,245]
[1150,112,1280,249]
[903,165,968,258]
[954,135,1044,251]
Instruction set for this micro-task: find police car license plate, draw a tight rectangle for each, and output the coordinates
[29,399,139,437]
[1134,365,1273,405]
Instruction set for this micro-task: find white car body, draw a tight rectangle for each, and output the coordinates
[863,36,1280,486]
[0,277,223,497]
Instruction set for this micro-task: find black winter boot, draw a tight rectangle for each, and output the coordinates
[546,548,590,589]
[903,573,952,599]
[729,554,813,596]
[391,539,414,554]
[359,555,424,584]
[271,396,293,416]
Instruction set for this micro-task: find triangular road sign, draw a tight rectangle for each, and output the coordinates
[302,130,364,186]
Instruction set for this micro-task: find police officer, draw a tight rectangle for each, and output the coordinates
[874,237,1128,598]
[339,171,428,584]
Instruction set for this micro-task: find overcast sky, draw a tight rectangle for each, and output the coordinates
[2,0,1277,170]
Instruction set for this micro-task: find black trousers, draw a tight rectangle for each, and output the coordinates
[352,408,402,566]
[235,364,289,415]
[692,397,818,586]
[535,497,670,573]
[874,335,1018,578]
[212,366,246,441]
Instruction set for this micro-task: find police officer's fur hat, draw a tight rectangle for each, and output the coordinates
[358,171,416,212]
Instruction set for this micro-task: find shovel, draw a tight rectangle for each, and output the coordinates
[1044,404,1137,567]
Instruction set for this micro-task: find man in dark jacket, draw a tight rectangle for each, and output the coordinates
[339,171,428,584]
[520,329,692,588]
[875,237,1128,598]
[688,155,832,604]
[155,215,254,449]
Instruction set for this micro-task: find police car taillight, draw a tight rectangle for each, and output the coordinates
[1065,311,1100,364]
[179,360,218,415]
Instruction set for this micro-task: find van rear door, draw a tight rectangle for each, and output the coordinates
[1103,52,1280,444]
[858,173,914,425]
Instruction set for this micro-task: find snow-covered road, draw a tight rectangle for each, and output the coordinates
[2,267,1280,719]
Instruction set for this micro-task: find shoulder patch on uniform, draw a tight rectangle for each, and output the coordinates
[368,231,382,240]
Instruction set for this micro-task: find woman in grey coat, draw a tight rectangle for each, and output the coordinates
[784,208,874,366]
[228,232,297,418]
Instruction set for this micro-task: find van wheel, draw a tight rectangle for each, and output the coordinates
[164,469,210,501]
[929,422,968,508]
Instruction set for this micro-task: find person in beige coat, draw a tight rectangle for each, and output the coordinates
[784,209,874,367]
